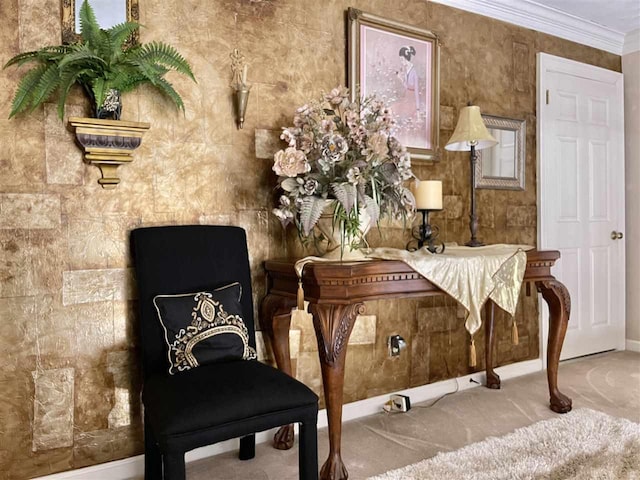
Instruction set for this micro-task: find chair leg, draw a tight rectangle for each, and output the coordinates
[144,420,163,480]
[239,433,256,460]
[299,420,318,480]
[162,452,186,480]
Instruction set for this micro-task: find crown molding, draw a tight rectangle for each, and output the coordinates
[431,0,625,55]
[624,29,640,55]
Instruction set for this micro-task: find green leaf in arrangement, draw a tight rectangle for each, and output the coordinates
[151,77,185,111]
[133,42,196,81]
[79,0,102,48]
[108,22,140,51]
[28,63,61,112]
[8,64,49,118]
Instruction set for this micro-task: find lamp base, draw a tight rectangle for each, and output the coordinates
[465,239,485,247]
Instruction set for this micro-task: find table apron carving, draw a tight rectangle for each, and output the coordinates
[262,250,572,480]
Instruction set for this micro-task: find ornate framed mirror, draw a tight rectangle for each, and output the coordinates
[475,115,526,191]
[61,0,140,44]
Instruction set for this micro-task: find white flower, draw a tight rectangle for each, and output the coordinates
[273,147,310,177]
[272,207,294,226]
[346,167,361,185]
[279,195,291,206]
[367,132,389,158]
[280,128,297,147]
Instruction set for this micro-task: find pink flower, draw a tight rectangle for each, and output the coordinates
[273,147,310,177]
[324,86,349,106]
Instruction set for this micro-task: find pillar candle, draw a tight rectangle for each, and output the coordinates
[413,180,442,210]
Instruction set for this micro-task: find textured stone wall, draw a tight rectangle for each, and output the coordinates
[0,0,620,477]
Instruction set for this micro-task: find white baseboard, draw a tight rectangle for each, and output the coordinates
[32,359,542,480]
[626,339,640,352]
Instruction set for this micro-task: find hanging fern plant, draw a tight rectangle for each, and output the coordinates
[3,0,196,120]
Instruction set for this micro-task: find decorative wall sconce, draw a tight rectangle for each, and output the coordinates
[230,49,251,129]
[409,180,445,253]
[69,117,150,189]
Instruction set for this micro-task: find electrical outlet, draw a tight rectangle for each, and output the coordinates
[387,335,407,356]
[390,394,411,412]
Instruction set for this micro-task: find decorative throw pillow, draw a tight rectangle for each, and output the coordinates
[153,282,257,375]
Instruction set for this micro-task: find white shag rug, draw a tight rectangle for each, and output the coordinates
[368,409,640,480]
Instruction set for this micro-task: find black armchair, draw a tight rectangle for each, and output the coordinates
[131,225,318,480]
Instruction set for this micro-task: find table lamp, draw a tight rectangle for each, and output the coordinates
[445,105,497,247]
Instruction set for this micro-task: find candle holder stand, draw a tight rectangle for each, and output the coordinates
[408,209,445,253]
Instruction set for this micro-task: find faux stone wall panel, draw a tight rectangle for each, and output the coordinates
[62,268,135,306]
[0,194,61,229]
[350,315,377,345]
[506,205,537,227]
[0,0,621,476]
[513,42,530,93]
[32,368,75,451]
[255,128,282,159]
[44,104,87,185]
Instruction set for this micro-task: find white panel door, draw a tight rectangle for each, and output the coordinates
[538,53,625,360]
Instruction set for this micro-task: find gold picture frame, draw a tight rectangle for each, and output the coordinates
[347,8,441,163]
[61,0,140,44]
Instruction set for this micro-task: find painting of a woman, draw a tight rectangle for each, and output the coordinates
[395,46,421,120]
[359,25,434,152]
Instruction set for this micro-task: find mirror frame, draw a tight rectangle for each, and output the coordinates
[61,0,140,44]
[475,114,526,191]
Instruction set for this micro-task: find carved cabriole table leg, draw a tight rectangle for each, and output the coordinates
[536,279,573,413]
[484,300,501,389]
[309,302,365,480]
[260,293,298,449]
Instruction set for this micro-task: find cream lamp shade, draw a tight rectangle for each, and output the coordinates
[445,105,497,151]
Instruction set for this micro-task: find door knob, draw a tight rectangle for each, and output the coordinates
[611,231,624,240]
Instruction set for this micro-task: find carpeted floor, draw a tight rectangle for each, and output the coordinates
[186,350,640,480]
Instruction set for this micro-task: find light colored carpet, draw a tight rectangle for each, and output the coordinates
[368,408,640,480]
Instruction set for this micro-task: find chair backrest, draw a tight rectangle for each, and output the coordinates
[130,225,256,380]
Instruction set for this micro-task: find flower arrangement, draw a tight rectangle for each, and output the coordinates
[272,86,415,251]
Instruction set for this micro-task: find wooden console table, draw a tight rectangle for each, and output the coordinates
[261,250,572,480]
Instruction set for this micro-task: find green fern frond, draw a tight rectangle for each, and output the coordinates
[78,0,102,48]
[57,48,108,71]
[152,77,185,110]
[8,64,48,118]
[28,63,61,112]
[107,22,140,51]
[131,42,196,81]
[300,196,329,237]
[90,77,107,110]
[57,68,92,118]
[108,69,146,93]
[128,58,170,85]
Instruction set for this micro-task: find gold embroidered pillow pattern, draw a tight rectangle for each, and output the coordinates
[153,282,257,375]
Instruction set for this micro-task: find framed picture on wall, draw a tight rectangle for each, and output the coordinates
[347,8,440,162]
